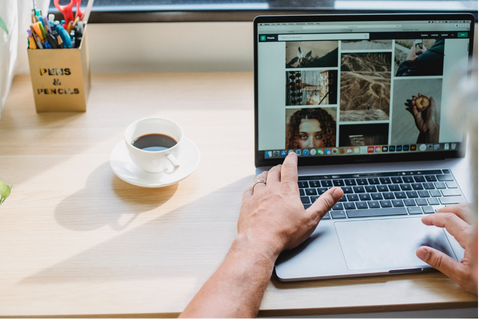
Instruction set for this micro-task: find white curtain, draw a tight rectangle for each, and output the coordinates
[0,0,49,119]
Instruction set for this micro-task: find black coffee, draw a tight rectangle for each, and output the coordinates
[132,133,177,151]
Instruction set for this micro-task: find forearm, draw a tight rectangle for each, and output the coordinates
[417,125,439,144]
[180,234,277,318]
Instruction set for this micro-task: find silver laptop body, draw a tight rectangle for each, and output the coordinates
[253,13,475,281]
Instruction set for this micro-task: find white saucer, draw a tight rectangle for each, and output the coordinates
[110,137,200,188]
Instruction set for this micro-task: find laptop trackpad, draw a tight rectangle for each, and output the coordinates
[334,217,455,271]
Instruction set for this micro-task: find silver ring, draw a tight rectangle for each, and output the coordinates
[252,179,266,191]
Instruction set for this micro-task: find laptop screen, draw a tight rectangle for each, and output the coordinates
[254,14,474,167]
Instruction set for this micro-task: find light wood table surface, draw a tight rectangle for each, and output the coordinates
[0,73,476,317]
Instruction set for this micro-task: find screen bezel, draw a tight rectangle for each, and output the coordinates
[254,13,474,168]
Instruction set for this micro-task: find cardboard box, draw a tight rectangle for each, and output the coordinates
[27,26,90,112]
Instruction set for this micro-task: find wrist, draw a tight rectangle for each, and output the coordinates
[233,233,282,265]
[426,124,439,141]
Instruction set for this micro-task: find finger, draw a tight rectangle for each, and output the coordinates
[436,203,473,224]
[416,246,464,282]
[412,105,420,117]
[306,187,344,223]
[280,152,298,184]
[411,97,418,108]
[266,164,282,186]
[421,213,471,247]
[429,96,436,110]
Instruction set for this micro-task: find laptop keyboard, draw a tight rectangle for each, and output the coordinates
[299,169,466,220]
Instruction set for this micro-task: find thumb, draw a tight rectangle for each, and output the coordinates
[416,246,459,277]
[307,187,343,220]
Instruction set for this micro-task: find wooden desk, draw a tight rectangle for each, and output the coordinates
[0,73,476,317]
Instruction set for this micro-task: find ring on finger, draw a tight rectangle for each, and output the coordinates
[252,179,266,192]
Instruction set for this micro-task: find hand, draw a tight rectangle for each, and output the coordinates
[407,44,426,61]
[416,203,478,295]
[405,93,439,143]
[237,153,343,259]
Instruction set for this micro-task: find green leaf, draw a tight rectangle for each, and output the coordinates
[0,179,12,205]
[0,16,8,35]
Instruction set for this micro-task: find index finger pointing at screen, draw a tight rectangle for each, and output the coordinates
[281,152,298,183]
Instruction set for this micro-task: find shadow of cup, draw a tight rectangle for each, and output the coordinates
[54,162,178,231]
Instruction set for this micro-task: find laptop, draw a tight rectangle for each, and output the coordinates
[253,13,475,281]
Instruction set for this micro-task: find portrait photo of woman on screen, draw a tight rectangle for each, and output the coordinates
[286,108,337,149]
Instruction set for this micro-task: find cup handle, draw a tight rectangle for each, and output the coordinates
[165,153,180,174]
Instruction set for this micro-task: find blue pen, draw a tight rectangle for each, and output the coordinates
[55,24,72,48]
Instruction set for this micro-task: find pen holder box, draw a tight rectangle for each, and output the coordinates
[27,26,90,112]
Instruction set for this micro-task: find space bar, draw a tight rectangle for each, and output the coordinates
[346,208,408,218]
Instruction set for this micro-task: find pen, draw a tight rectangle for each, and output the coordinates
[67,20,74,33]
[43,40,52,49]
[70,30,77,48]
[27,2,85,50]
[31,0,38,23]
[56,34,63,47]
[42,16,51,33]
[77,21,84,34]
[43,16,61,49]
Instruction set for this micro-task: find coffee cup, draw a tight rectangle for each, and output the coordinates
[125,117,182,174]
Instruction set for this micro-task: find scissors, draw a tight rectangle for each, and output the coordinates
[54,0,83,29]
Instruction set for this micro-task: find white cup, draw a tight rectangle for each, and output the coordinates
[125,117,182,174]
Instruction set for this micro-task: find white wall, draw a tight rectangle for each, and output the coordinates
[16,22,254,74]
[15,22,477,75]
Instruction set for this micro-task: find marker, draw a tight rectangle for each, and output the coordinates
[31,23,42,40]
[55,24,72,48]
[37,21,47,40]
[32,31,43,49]
[27,30,37,49]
